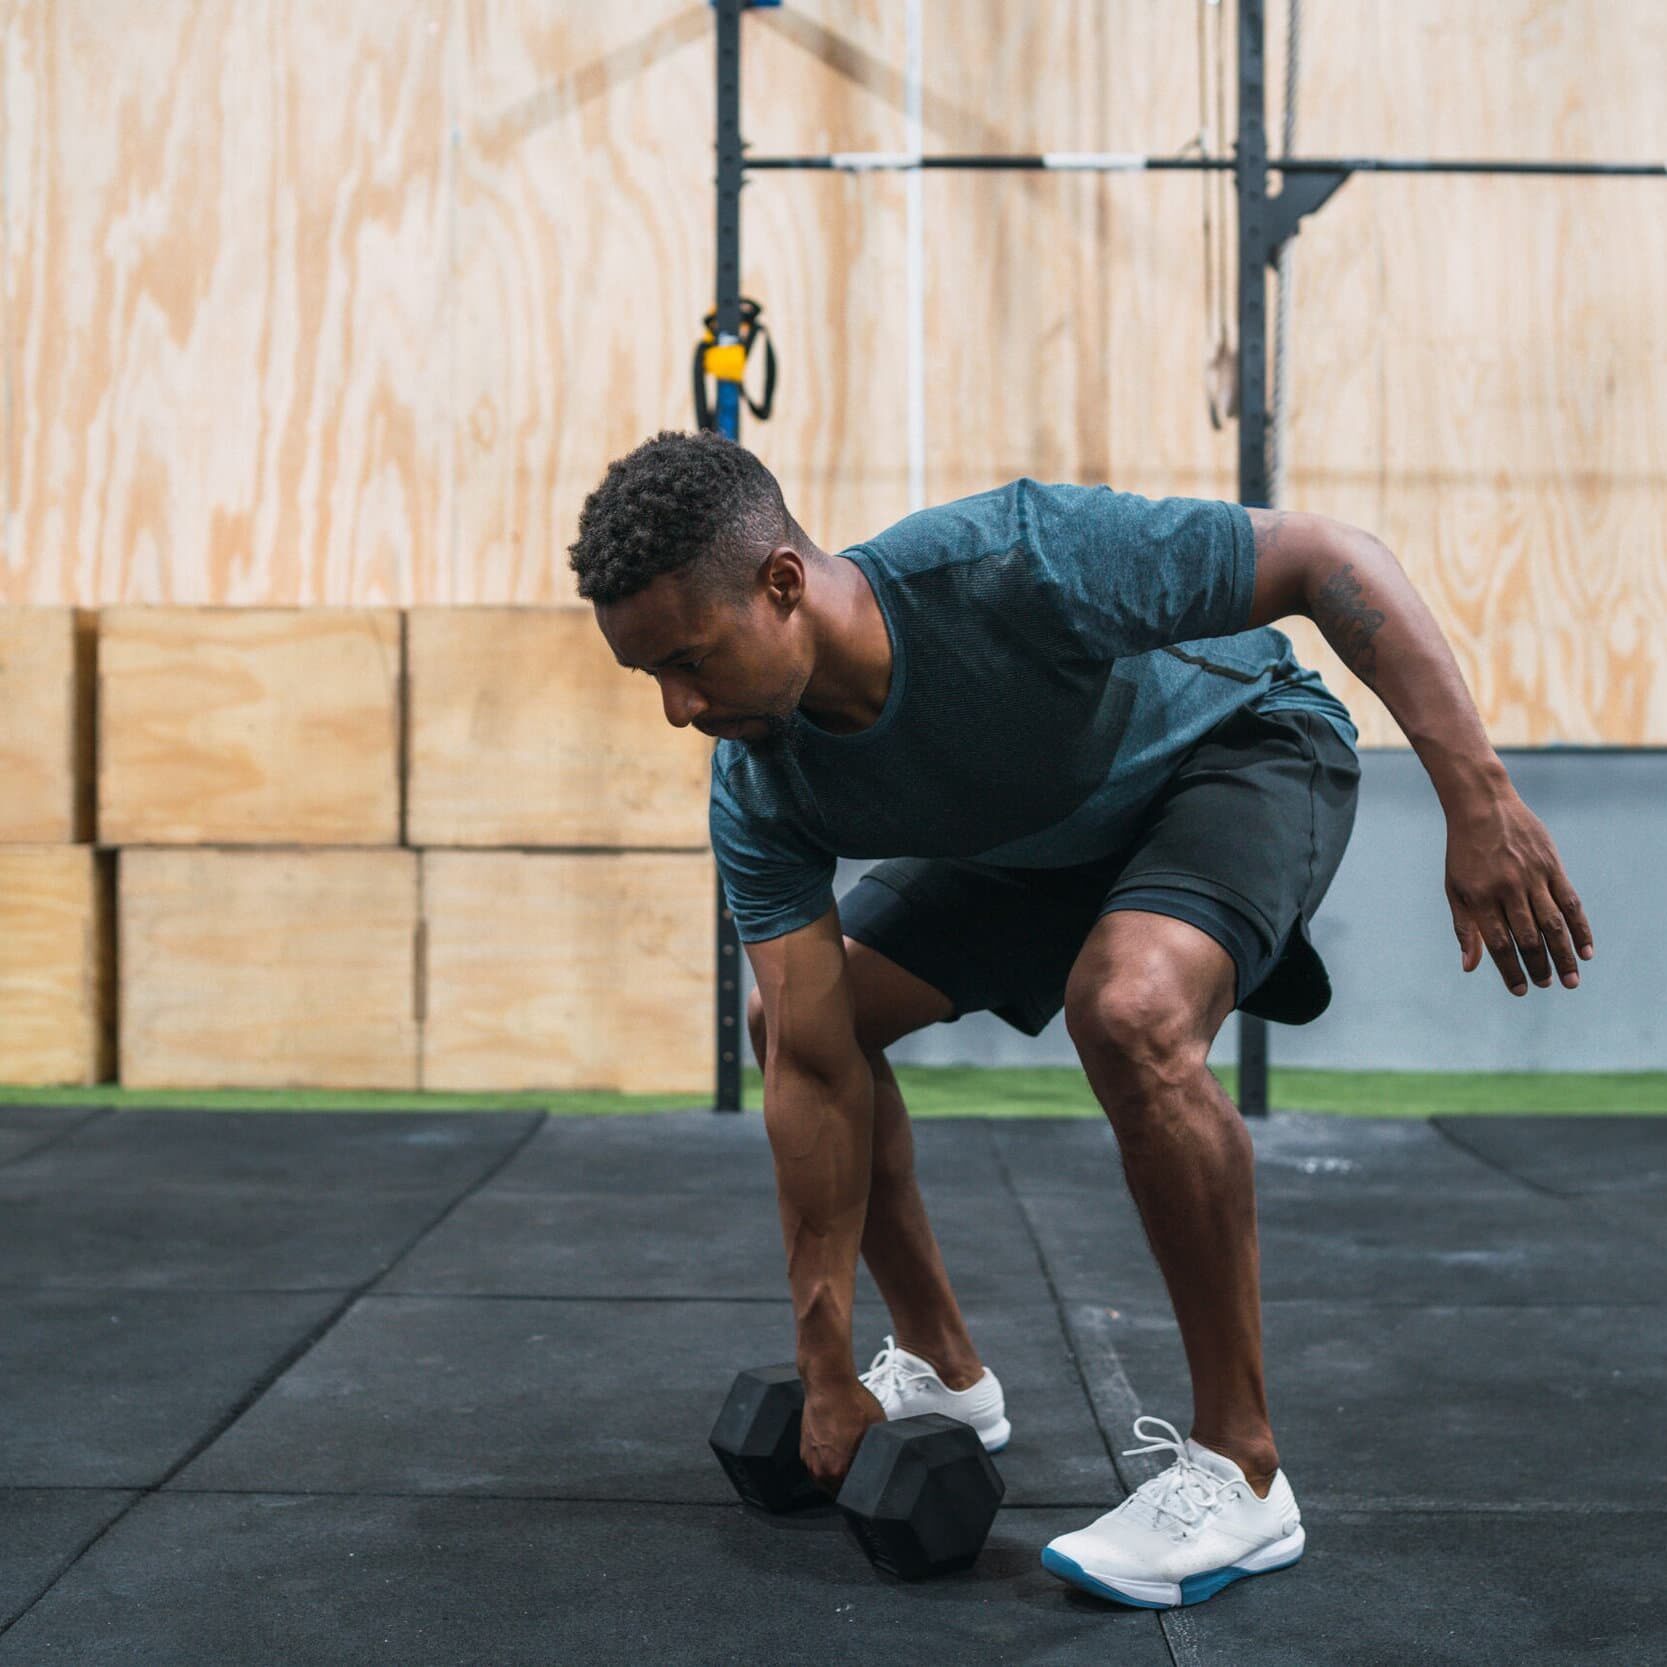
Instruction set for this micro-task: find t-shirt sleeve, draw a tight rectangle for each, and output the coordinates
[709,754,838,944]
[1025,481,1257,657]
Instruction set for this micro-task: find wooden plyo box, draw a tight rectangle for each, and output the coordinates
[0,609,96,843]
[421,850,715,1093]
[119,849,419,1090]
[406,608,709,848]
[99,609,402,845]
[0,847,114,1085]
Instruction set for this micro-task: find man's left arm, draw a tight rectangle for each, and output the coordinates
[1243,508,1596,998]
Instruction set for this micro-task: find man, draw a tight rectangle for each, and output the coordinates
[569,428,1593,1611]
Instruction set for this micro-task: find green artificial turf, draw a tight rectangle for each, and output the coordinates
[1,1067,1664,1117]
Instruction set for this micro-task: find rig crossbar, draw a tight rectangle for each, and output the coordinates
[742,152,1666,177]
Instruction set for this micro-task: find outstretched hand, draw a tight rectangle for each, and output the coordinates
[1444,786,1594,996]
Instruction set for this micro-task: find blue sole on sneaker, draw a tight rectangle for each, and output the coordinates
[1039,1545,1304,1609]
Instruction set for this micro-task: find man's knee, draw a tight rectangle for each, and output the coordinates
[1064,913,1236,1094]
[1066,975,1210,1085]
[746,986,768,1064]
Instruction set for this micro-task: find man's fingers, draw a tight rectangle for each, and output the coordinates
[1506,901,1555,987]
[1454,914,1483,973]
[1447,817,1593,996]
[1460,893,1587,995]
[1555,876,1596,962]
[1533,887,1582,987]
[1480,909,1529,995]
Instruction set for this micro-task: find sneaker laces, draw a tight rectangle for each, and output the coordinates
[859,1335,940,1407]
[1118,1415,1236,1536]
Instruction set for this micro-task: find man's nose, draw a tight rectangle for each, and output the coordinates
[661,680,706,729]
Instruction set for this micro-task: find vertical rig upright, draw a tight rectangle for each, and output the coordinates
[1231,0,1348,1117]
[1235,0,1272,1118]
[712,0,746,1112]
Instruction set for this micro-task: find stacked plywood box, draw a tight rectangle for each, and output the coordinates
[407,609,714,1095]
[0,610,113,1085]
[101,608,412,1090]
[91,606,712,1093]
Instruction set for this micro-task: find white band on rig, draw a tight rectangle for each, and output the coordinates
[1042,152,1148,171]
[828,152,923,171]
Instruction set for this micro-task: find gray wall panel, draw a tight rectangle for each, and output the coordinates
[737,750,1663,1075]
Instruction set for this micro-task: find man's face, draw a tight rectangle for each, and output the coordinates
[597,572,804,755]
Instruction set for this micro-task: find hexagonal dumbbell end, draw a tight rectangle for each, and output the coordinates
[708,1363,826,1515]
[834,1412,1006,1580]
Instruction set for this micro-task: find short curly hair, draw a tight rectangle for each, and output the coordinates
[567,429,799,609]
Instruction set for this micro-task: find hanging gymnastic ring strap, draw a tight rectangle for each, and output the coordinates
[692,298,776,430]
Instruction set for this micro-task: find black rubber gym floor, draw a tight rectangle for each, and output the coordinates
[2,1104,1664,1665]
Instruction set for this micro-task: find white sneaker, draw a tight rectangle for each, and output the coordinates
[858,1334,1011,1453]
[1041,1415,1305,1609]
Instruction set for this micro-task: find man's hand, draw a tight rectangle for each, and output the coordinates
[800,1377,888,1497]
[1443,785,1595,995]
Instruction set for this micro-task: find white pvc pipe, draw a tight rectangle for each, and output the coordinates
[906,0,926,514]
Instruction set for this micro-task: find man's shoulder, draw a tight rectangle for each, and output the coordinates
[710,740,817,838]
[853,480,1031,571]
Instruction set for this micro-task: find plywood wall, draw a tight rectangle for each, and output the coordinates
[1,0,453,605]
[2,1,1663,744]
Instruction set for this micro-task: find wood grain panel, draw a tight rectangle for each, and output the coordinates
[0,607,95,842]
[1274,3,1667,743]
[421,850,714,1094]
[924,4,1236,507]
[99,608,402,845]
[0,845,114,1085]
[451,1,914,597]
[2,0,451,605]
[1,0,1663,742]
[406,607,708,848]
[737,3,915,559]
[453,3,717,603]
[119,848,418,1089]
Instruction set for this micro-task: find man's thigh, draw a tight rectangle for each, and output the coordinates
[746,930,955,1062]
[1105,705,1359,952]
[1063,907,1240,1064]
[841,935,957,1054]
[1096,705,1361,1025]
[835,855,1121,1039]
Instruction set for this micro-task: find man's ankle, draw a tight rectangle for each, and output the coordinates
[1191,1431,1280,1498]
[896,1337,983,1391]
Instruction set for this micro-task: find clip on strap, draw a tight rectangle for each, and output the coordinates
[693,297,777,430]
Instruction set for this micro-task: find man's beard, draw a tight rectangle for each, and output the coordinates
[744,709,802,760]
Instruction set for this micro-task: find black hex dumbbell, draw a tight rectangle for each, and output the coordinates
[709,1362,1005,1580]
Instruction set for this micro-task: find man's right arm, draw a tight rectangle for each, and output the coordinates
[745,902,874,1390]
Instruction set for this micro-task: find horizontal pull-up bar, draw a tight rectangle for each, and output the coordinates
[1283,156,1667,177]
[743,152,1667,179]
[748,152,1225,172]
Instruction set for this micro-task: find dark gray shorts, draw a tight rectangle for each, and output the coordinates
[836,704,1361,1036]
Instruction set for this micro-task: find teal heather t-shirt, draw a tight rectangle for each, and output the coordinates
[709,478,1358,944]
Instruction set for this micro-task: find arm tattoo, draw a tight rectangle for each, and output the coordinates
[1313,563,1387,681]
[1251,510,1291,557]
